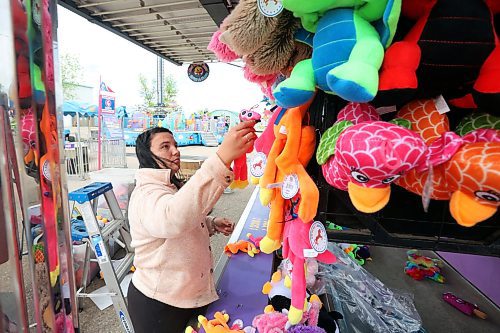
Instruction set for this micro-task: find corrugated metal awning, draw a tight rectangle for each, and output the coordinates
[58,0,238,65]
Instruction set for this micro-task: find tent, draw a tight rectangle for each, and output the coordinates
[62,101,98,117]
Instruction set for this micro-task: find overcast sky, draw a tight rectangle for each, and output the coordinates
[56,5,262,114]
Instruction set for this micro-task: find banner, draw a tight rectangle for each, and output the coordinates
[98,80,123,168]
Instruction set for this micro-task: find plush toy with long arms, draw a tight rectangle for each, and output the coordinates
[273,0,401,107]
[376,0,500,111]
[230,108,261,189]
[317,103,427,213]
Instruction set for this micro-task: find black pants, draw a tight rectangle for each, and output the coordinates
[127,282,208,333]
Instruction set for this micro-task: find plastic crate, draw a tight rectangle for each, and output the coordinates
[307,92,500,256]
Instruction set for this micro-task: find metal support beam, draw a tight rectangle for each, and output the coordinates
[91,0,199,16]
[101,8,206,22]
[111,14,209,27]
[199,0,231,26]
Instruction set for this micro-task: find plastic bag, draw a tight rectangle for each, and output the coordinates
[310,244,424,333]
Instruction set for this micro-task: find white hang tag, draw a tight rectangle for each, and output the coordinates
[258,0,284,17]
[376,105,397,115]
[303,249,319,258]
[309,221,328,253]
[267,182,283,189]
[250,152,267,178]
[281,174,299,199]
[434,95,450,114]
[279,125,287,135]
[421,164,434,212]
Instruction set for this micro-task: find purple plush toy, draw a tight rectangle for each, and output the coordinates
[287,325,326,333]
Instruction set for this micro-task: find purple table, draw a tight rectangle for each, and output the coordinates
[201,189,273,330]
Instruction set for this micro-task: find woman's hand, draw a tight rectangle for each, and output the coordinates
[213,217,234,236]
[217,121,257,167]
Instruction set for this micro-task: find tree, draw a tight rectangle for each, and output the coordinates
[138,74,156,107]
[60,53,83,100]
[163,74,178,105]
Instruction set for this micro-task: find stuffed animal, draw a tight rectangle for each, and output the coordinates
[397,129,500,227]
[404,250,444,283]
[186,312,246,333]
[273,0,401,107]
[376,0,500,111]
[224,239,260,258]
[282,192,336,324]
[230,108,261,189]
[455,113,500,136]
[316,102,428,213]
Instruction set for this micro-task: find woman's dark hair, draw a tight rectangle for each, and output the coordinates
[136,127,184,189]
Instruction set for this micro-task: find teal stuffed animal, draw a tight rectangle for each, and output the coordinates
[273,0,401,108]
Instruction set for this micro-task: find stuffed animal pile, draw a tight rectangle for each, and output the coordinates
[207,0,499,326]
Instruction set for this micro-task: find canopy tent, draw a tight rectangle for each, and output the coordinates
[62,101,98,117]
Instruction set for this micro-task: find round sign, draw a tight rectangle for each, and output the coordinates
[281,173,299,199]
[42,159,52,182]
[309,221,328,254]
[250,152,267,178]
[257,0,284,17]
[187,62,209,82]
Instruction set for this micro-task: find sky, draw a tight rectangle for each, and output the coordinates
[56,5,263,115]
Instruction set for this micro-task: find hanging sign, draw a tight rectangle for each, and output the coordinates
[258,0,283,17]
[187,62,210,82]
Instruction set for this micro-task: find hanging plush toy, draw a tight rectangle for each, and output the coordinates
[375,0,500,111]
[316,102,428,213]
[230,108,261,189]
[273,0,401,107]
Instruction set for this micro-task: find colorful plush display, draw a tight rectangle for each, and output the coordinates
[273,0,401,107]
[186,312,246,333]
[376,0,500,111]
[404,250,444,283]
[317,102,428,213]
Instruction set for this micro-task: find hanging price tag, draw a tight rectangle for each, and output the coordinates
[434,95,450,114]
[250,152,267,178]
[421,164,434,212]
[281,174,299,199]
[258,0,283,17]
[309,221,328,253]
[376,105,397,115]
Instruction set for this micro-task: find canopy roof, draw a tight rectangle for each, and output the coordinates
[58,0,239,65]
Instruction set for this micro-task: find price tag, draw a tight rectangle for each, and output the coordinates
[421,164,434,212]
[250,152,267,178]
[434,95,450,114]
[303,249,319,258]
[281,174,299,199]
[376,105,397,115]
[309,221,328,253]
[279,125,287,135]
[258,0,283,17]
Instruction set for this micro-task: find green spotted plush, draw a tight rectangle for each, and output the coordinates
[389,118,412,129]
[455,113,500,136]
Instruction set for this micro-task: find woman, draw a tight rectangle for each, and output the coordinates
[127,121,257,332]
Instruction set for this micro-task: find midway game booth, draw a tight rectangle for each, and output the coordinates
[1,1,499,333]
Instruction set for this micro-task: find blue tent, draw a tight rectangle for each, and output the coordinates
[62,101,98,117]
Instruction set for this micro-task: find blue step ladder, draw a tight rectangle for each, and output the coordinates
[69,182,134,333]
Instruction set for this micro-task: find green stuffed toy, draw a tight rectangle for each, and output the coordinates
[273,0,401,108]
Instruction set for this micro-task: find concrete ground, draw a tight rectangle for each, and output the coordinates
[1,145,498,332]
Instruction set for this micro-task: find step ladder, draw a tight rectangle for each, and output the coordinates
[69,182,135,333]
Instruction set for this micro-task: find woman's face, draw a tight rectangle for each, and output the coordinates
[150,132,181,173]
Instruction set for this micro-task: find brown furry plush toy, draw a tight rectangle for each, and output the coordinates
[209,0,311,77]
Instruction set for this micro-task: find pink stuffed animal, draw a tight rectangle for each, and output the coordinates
[317,103,428,213]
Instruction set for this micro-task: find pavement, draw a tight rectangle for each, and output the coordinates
[1,145,499,332]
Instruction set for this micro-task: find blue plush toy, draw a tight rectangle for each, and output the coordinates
[273,0,401,108]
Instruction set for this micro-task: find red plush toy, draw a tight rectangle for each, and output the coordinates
[376,0,500,112]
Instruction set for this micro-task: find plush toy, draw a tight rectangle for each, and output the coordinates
[273,0,401,107]
[376,0,500,111]
[396,109,500,226]
[186,312,247,333]
[259,101,317,254]
[230,108,261,189]
[282,192,336,324]
[316,102,428,213]
[338,243,372,265]
[396,99,450,145]
[404,250,444,283]
[224,239,260,258]
[455,113,500,136]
